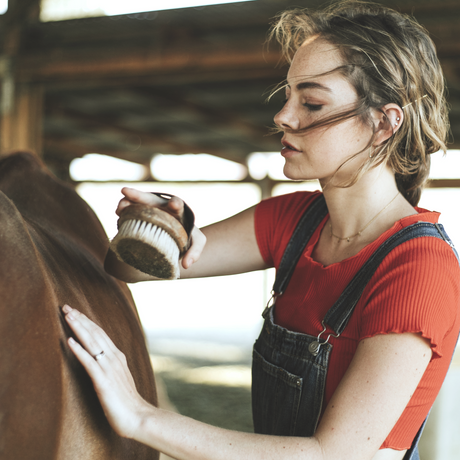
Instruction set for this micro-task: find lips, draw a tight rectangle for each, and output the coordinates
[281,139,301,155]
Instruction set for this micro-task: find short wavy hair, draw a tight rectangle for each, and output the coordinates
[270,0,449,205]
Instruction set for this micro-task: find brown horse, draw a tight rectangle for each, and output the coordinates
[0,152,159,459]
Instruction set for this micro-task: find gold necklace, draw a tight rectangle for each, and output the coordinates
[329,192,400,243]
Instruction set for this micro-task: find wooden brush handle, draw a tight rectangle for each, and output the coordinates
[150,192,195,236]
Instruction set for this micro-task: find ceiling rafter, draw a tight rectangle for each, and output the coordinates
[45,104,253,165]
[127,87,277,148]
[1,0,460,181]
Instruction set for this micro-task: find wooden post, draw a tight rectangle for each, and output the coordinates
[0,0,43,157]
[0,72,43,156]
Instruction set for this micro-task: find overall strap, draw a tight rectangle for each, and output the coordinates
[324,222,459,336]
[273,194,328,296]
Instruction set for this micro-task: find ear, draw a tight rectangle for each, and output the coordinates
[371,103,404,146]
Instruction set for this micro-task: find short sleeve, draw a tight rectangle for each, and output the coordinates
[254,191,321,268]
[359,236,460,359]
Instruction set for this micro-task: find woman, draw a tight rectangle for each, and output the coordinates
[63,2,460,459]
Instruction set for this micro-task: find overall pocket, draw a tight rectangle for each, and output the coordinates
[252,348,303,436]
[251,329,331,438]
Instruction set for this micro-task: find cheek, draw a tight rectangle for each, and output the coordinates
[331,119,371,154]
[314,124,369,168]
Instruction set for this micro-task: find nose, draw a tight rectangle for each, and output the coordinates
[274,100,300,131]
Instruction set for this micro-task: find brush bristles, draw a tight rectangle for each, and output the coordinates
[111,219,181,279]
[118,219,180,261]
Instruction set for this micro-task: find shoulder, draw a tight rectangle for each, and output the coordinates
[361,227,460,357]
[373,222,459,282]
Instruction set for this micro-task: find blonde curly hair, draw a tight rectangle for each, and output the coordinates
[270,0,449,205]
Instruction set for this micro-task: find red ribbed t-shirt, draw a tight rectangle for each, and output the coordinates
[254,191,460,450]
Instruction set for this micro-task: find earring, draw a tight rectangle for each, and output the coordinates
[369,147,375,158]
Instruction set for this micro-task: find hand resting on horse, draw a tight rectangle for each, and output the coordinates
[63,304,431,460]
[63,304,149,439]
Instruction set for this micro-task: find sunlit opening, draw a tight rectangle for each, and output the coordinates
[69,149,460,183]
[41,0,255,22]
[429,150,460,179]
[249,149,460,182]
[150,153,247,181]
[70,154,148,181]
[247,152,268,180]
[0,0,7,14]
[77,181,266,346]
[247,151,287,181]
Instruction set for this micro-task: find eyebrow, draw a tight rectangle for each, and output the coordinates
[293,81,333,93]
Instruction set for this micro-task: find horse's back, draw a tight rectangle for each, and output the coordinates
[0,152,159,459]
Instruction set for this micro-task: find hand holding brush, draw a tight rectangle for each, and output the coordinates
[110,189,197,280]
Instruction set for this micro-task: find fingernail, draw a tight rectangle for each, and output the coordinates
[62,304,72,313]
[67,312,75,321]
[69,337,76,344]
[183,259,192,269]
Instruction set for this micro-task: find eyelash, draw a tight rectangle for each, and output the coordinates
[282,99,323,112]
[303,103,323,112]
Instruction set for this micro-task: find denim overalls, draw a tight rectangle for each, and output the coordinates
[252,194,459,460]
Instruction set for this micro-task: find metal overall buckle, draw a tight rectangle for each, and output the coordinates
[308,321,341,357]
[262,291,278,318]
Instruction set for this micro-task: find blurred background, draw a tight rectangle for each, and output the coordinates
[1,0,459,458]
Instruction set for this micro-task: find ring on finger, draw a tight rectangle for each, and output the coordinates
[93,351,106,361]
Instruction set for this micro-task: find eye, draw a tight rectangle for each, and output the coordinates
[304,103,323,112]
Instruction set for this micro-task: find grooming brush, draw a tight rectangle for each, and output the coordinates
[110,193,194,280]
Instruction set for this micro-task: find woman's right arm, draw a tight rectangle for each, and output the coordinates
[104,187,270,282]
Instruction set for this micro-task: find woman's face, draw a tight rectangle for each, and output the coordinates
[274,38,373,184]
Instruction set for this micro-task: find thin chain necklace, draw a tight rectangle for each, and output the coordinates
[329,192,400,243]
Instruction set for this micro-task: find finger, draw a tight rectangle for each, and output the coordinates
[182,227,207,269]
[68,336,106,382]
[118,189,187,224]
[68,337,145,440]
[166,196,184,215]
[121,188,167,206]
[63,307,117,358]
[116,188,171,216]
[116,198,134,215]
[65,307,115,356]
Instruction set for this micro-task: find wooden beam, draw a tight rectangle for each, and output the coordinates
[44,138,151,166]
[43,127,249,167]
[44,103,275,163]
[426,179,460,188]
[16,44,283,85]
[35,67,285,92]
[127,87,276,150]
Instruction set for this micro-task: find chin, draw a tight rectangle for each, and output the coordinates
[283,166,315,182]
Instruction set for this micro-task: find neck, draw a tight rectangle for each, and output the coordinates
[321,166,414,243]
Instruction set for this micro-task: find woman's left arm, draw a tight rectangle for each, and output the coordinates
[63,305,431,460]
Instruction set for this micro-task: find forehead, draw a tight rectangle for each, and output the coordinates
[287,38,345,86]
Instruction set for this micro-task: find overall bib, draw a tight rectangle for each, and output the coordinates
[252,195,459,460]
